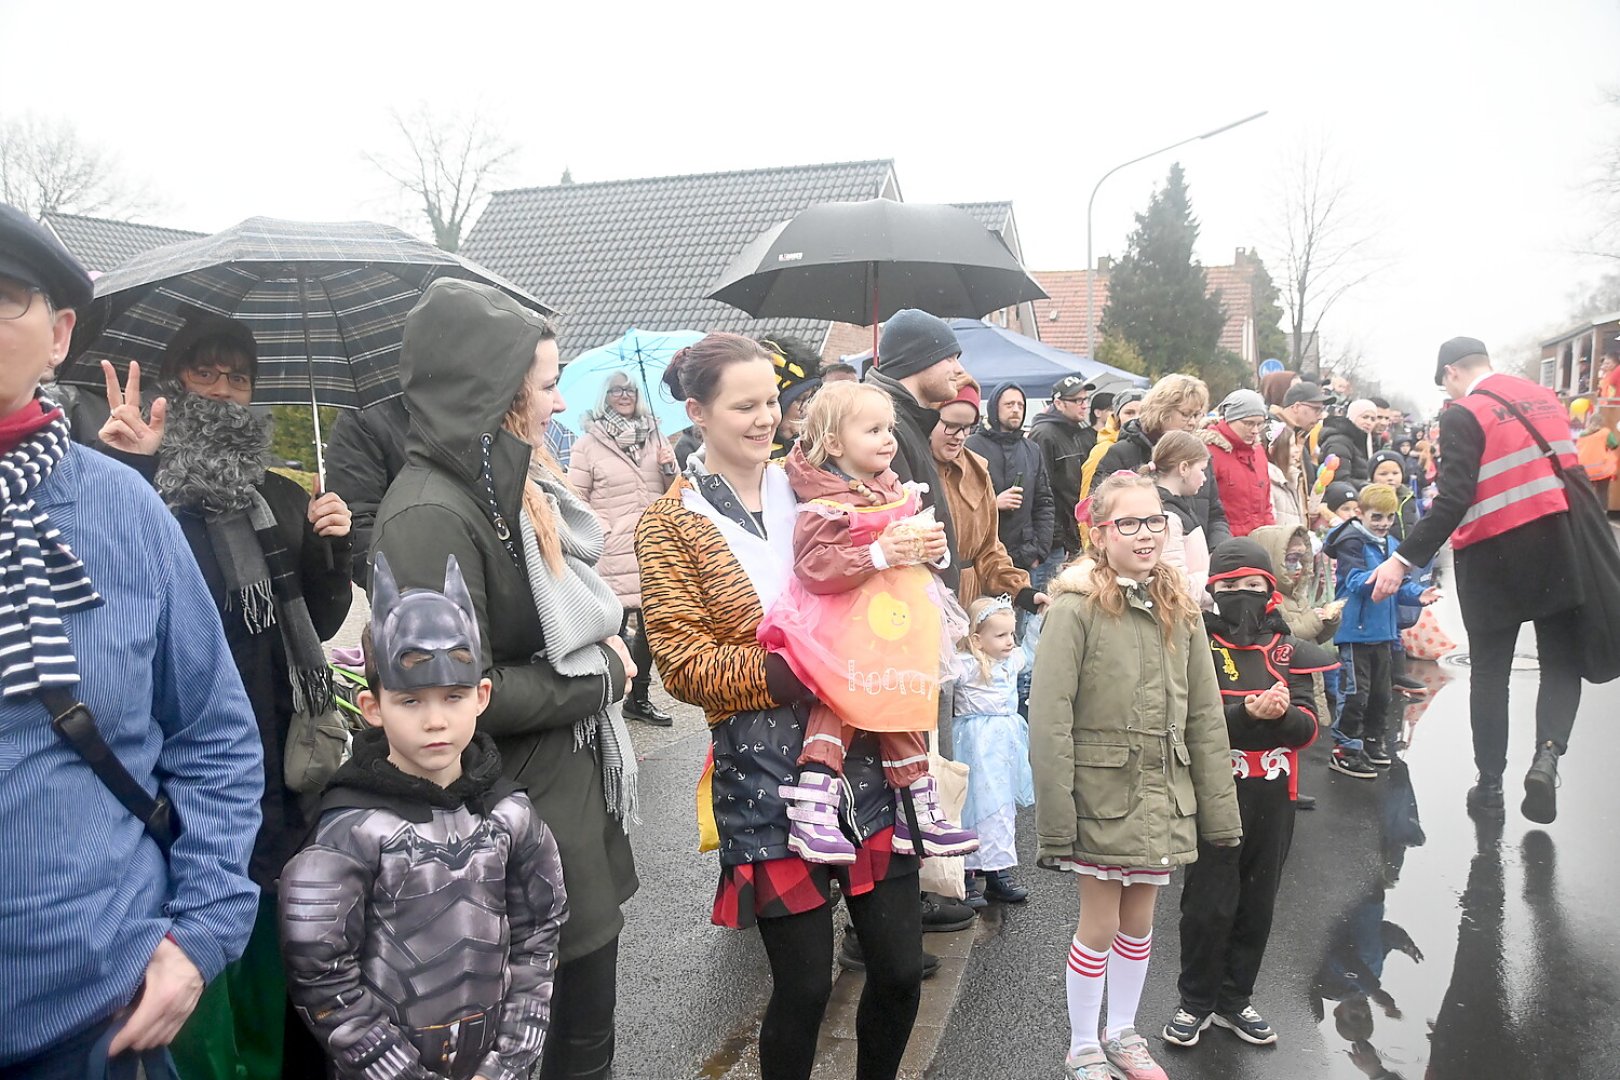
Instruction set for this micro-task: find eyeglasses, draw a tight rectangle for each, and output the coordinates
[185,365,253,391]
[0,281,44,321]
[1100,514,1168,536]
[939,420,974,437]
[607,385,638,399]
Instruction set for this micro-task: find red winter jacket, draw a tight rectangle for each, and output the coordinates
[1202,421,1274,538]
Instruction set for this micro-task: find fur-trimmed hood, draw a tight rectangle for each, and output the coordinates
[1048,557,1096,598]
[1200,425,1235,454]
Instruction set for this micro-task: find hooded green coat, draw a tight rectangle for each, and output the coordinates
[1029,563,1241,868]
[372,279,637,963]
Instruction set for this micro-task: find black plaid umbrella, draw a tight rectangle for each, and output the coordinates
[62,216,556,478]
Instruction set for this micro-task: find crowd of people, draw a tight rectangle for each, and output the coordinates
[0,201,1610,1080]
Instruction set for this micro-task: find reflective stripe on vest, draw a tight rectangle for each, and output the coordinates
[1452,374,1577,548]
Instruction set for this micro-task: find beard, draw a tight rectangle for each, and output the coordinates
[153,388,271,514]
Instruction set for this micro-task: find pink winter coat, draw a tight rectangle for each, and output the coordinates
[569,422,672,609]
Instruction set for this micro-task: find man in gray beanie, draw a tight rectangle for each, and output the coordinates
[863,309,967,591]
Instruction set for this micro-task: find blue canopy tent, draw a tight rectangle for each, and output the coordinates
[846,318,1148,396]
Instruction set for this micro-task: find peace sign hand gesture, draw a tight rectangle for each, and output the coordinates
[97,360,167,456]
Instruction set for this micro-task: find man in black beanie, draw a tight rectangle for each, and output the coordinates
[1369,336,1589,824]
[863,308,967,591]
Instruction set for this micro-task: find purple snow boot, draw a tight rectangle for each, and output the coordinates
[782,771,858,865]
[892,775,979,857]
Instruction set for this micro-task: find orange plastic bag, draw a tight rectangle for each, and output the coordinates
[1401,607,1457,661]
[759,564,946,732]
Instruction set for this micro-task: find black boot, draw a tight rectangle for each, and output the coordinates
[1392,651,1428,696]
[837,931,940,978]
[623,689,674,727]
[1522,742,1560,824]
[1467,774,1506,820]
[979,868,1029,904]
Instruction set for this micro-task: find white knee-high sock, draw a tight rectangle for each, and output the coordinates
[1105,931,1153,1040]
[1066,937,1109,1056]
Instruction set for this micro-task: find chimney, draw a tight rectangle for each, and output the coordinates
[1096,256,1113,273]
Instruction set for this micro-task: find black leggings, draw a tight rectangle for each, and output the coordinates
[537,937,618,1080]
[754,873,923,1080]
[619,608,653,698]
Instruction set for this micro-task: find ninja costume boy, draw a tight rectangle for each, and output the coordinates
[279,554,569,1080]
[1163,538,1339,1050]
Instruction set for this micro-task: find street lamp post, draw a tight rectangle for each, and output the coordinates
[1083,110,1268,359]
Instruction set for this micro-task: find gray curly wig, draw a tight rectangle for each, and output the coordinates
[153,386,271,514]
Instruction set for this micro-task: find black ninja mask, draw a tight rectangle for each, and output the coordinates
[369,553,483,691]
[1213,589,1271,644]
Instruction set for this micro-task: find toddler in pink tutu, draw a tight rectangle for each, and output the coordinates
[759,381,977,864]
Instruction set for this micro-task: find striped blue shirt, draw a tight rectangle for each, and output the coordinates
[0,446,263,1064]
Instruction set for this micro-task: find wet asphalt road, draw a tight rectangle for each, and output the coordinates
[337,577,1620,1079]
[929,645,1620,1080]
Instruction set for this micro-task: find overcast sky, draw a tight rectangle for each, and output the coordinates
[5,0,1617,404]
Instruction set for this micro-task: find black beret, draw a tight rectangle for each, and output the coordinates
[0,203,93,310]
[1435,336,1489,386]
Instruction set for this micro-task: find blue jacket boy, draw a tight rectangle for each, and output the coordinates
[1324,515,1427,645]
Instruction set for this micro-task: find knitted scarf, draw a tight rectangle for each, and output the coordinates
[593,411,655,458]
[0,409,104,697]
[516,458,639,827]
[154,392,334,715]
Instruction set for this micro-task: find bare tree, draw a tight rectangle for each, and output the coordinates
[1587,89,1620,257]
[0,114,153,220]
[363,106,517,253]
[1274,138,1382,379]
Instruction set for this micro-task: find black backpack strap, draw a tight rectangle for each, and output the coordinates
[39,686,178,853]
[1473,387,1574,483]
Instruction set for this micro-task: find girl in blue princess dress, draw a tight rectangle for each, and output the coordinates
[953,595,1036,904]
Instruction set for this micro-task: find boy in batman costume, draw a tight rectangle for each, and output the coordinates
[280,554,569,1080]
[1162,538,1338,1051]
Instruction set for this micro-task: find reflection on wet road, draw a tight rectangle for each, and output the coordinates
[1310,657,1620,1079]
[933,638,1620,1080]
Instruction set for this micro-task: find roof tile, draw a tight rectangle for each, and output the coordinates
[463,160,897,359]
[43,212,207,273]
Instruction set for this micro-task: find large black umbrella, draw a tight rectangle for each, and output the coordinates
[63,216,556,479]
[706,199,1047,357]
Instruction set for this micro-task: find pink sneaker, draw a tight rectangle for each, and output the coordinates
[781,772,857,864]
[1102,1028,1169,1080]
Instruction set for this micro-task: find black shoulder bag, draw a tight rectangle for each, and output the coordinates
[1476,387,1620,684]
[40,687,180,853]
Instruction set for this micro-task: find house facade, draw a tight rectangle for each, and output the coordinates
[1032,247,1266,368]
[1540,314,1619,397]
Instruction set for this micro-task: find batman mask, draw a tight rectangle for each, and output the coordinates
[369,552,484,691]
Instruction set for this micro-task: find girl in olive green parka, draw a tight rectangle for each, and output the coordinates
[1029,473,1242,1079]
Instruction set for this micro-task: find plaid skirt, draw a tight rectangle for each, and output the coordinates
[712,826,918,929]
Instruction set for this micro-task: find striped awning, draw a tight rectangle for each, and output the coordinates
[61,217,557,410]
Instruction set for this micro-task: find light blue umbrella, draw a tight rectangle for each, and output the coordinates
[556,328,704,437]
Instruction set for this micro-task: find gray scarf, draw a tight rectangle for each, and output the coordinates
[592,411,655,458]
[516,458,639,827]
[154,391,334,715]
